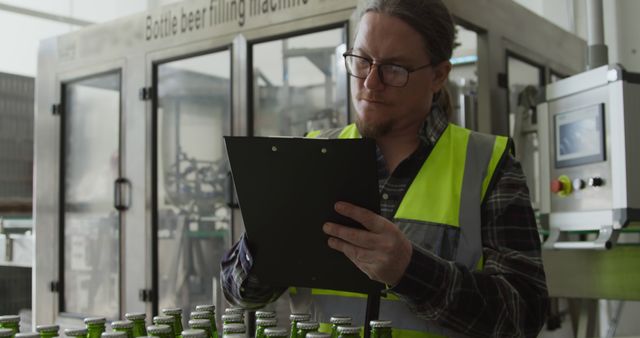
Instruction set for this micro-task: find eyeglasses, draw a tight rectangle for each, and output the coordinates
[342,52,432,87]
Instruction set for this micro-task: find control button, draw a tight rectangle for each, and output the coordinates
[572,178,585,190]
[589,177,604,187]
[553,175,573,197]
[551,180,564,193]
[382,193,389,200]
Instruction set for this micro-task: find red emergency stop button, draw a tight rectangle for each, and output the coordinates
[551,179,563,193]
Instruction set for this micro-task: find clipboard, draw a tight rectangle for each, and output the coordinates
[225,136,383,294]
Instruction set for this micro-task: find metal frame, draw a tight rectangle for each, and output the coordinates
[149,41,235,316]
[34,0,586,327]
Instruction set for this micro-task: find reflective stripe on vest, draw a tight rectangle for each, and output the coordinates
[303,123,509,337]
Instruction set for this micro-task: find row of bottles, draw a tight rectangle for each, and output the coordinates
[2,306,392,338]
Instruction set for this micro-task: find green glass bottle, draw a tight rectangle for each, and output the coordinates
[254,312,275,320]
[188,319,212,338]
[101,332,127,338]
[84,317,107,338]
[0,315,20,337]
[254,318,276,338]
[336,327,359,338]
[221,324,245,338]
[112,321,135,338]
[35,325,59,338]
[220,315,242,326]
[153,316,177,338]
[180,330,207,338]
[189,312,215,338]
[368,321,391,338]
[64,328,88,338]
[161,308,184,338]
[288,314,310,338]
[14,333,40,338]
[194,306,218,338]
[296,322,318,338]
[328,317,351,338]
[125,313,148,337]
[147,325,173,338]
[263,328,286,338]
[0,329,13,338]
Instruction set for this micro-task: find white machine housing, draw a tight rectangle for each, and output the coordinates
[539,64,640,249]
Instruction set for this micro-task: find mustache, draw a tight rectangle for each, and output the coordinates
[356,92,387,103]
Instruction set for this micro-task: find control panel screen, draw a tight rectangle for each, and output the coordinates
[555,103,605,168]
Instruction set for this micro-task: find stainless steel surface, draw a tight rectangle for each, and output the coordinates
[34,0,589,326]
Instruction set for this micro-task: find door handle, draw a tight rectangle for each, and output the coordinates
[114,177,132,211]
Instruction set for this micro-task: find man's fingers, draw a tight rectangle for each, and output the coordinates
[323,222,377,249]
[327,237,377,264]
[335,202,386,233]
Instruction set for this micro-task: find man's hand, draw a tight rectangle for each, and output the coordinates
[322,201,413,286]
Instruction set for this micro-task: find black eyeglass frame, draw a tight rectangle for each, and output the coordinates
[342,51,432,87]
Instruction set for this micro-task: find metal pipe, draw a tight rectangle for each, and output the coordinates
[586,0,608,69]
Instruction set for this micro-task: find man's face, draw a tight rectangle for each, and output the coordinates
[350,12,450,138]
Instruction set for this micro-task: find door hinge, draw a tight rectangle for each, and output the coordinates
[139,289,154,303]
[50,280,60,293]
[51,104,62,116]
[139,87,153,101]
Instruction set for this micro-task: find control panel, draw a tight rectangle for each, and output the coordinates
[538,65,640,248]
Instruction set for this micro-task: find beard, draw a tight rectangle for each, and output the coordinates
[355,114,393,139]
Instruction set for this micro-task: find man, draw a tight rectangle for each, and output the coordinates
[222,0,548,337]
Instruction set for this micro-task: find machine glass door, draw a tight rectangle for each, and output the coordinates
[61,71,122,318]
[251,26,347,136]
[154,49,232,315]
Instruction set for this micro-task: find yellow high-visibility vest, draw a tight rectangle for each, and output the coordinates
[297,123,510,338]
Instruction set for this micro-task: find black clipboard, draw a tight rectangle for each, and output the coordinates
[225,136,383,294]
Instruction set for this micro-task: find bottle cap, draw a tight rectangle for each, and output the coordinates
[289,314,310,322]
[306,333,330,338]
[188,319,211,329]
[256,318,277,327]
[125,313,146,321]
[221,314,243,323]
[0,329,13,337]
[337,326,360,335]
[111,320,134,329]
[153,316,175,325]
[64,328,88,336]
[0,315,20,323]
[222,323,246,334]
[146,325,172,335]
[181,329,207,338]
[263,328,288,337]
[15,333,40,338]
[369,321,391,329]
[224,308,244,316]
[297,321,319,330]
[84,317,107,325]
[195,305,215,313]
[329,316,352,325]
[101,332,127,338]
[189,311,211,320]
[162,308,183,316]
[36,325,59,333]
[255,311,276,319]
